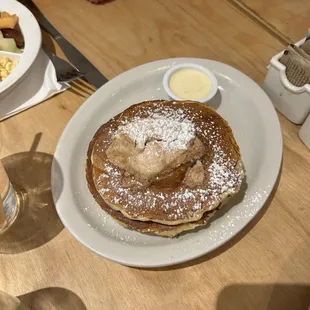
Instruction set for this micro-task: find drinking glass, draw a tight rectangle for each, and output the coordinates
[0,128,19,234]
[0,161,19,233]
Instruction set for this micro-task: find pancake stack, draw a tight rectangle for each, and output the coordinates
[86,100,245,237]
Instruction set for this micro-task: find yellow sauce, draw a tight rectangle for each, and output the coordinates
[169,68,212,100]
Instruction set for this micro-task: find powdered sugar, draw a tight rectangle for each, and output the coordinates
[197,187,269,245]
[118,114,195,151]
[98,146,243,221]
[208,144,242,195]
[95,103,244,222]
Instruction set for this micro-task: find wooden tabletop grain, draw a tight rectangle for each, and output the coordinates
[1,0,310,309]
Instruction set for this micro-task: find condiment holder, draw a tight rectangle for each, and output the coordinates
[262,38,310,125]
[299,113,310,149]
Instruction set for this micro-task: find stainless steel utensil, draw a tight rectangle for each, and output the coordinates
[19,0,108,88]
[42,45,84,83]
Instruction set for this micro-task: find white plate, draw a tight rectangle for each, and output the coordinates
[52,58,282,268]
[0,0,41,96]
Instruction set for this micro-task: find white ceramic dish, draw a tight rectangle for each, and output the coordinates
[52,58,283,268]
[0,0,41,96]
[163,63,218,102]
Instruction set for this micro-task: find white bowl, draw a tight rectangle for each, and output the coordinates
[163,63,218,102]
[0,0,41,96]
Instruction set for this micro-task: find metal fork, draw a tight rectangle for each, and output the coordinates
[42,44,84,83]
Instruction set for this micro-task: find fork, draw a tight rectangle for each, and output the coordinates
[42,44,84,83]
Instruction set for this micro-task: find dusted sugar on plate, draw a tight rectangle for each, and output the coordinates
[86,100,245,237]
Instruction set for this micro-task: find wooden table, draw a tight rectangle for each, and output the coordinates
[1,0,310,309]
[236,0,310,43]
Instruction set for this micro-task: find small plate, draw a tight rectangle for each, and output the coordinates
[0,0,41,96]
[52,58,282,268]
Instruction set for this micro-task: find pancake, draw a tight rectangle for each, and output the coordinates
[88,100,244,227]
[86,136,229,237]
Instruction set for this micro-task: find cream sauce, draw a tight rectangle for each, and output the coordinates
[169,68,212,100]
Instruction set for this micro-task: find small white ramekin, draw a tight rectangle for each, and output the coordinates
[163,63,218,103]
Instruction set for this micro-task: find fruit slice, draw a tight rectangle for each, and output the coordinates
[0,38,21,53]
[1,11,11,18]
[0,29,24,48]
[0,15,18,29]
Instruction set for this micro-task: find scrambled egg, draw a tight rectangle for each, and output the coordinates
[0,56,18,81]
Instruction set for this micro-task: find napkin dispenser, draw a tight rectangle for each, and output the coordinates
[262,38,310,125]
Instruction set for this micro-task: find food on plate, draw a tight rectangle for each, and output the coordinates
[0,12,18,29]
[0,11,23,53]
[0,56,18,81]
[1,11,10,18]
[0,31,20,53]
[86,100,245,237]
[169,68,213,100]
[1,29,24,48]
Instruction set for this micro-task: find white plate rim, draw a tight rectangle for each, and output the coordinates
[0,0,41,95]
[52,57,283,268]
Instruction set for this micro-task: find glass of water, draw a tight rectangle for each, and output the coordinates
[0,126,19,234]
[0,160,19,233]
